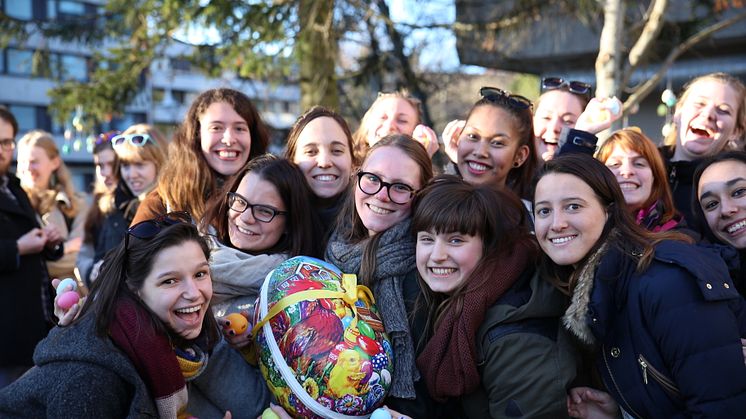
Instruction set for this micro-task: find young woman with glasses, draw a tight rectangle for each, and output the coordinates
[132,88,270,225]
[0,215,231,418]
[325,134,435,417]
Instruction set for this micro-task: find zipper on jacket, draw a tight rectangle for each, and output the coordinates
[602,344,643,419]
[637,354,682,399]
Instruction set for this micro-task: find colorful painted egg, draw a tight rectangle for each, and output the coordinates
[253,256,394,418]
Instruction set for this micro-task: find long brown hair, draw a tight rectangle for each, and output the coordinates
[532,154,691,294]
[156,88,269,220]
[597,128,676,220]
[336,134,433,286]
[412,175,537,337]
[80,222,219,349]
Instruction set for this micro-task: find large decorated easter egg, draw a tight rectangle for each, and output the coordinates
[253,256,394,418]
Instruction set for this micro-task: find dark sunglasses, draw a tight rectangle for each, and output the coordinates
[541,77,592,97]
[479,86,533,111]
[124,211,193,250]
[112,133,153,149]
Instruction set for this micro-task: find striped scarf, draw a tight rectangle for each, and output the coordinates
[109,296,208,418]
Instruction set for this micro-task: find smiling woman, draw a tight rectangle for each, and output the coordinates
[132,88,270,224]
[534,154,746,418]
[411,175,575,418]
[597,128,686,233]
[659,73,746,225]
[0,218,225,418]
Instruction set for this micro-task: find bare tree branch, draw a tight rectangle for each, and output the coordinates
[627,0,669,69]
[623,9,746,112]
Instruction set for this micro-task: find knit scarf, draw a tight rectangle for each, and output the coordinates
[325,218,419,399]
[635,200,681,232]
[109,296,208,419]
[416,241,532,402]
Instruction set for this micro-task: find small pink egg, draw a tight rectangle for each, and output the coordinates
[58,291,80,310]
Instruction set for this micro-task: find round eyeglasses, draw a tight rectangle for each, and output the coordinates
[227,192,287,223]
[356,171,415,205]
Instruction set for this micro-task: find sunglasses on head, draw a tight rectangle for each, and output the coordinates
[541,77,592,97]
[112,133,153,149]
[125,211,193,250]
[479,86,533,111]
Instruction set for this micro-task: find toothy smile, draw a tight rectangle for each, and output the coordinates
[619,182,639,190]
[726,220,746,235]
[217,150,239,159]
[367,204,393,215]
[429,267,457,276]
[236,225,258,235]
[175,305,201,314]
[314,174,338,182]
[550,235,577,245]
[467,161,490,172]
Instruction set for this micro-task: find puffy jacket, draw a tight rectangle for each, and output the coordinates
[567,240,746,418]
[460,269,577,419]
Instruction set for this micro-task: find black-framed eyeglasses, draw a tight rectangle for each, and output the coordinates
[356,171,416,205]
[112,133,153,149]
[227,192,287,223]
[479,86,533,111]
[541,77,592,98]
[0,138,15,151]
[125,211,193,250]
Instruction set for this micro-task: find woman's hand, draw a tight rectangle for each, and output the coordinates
[575,97,623,135]
[567,386,619,419]
[218,311,253,349]
[441,119,465,164]
[412,124,440,158]
[42,223,64,249]
[51,278,84,326]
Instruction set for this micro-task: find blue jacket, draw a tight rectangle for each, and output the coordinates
[566,240,746,418]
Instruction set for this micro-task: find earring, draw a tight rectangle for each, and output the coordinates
[513,161,520,167]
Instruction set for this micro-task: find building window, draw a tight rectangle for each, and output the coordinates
[6,49,34,76]
[58,0,85,16]
[5,0,33,20]
[58,54,88,81]
[170,58,191,72]
[7,105,36,134]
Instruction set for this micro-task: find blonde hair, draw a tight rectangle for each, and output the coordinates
[115,124,168,170]
[17,130,80,218]
[664,72,746,148]
[352,89,423,162]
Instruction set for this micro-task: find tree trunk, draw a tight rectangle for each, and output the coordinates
[595,0,625,99]
[298,0,339,111]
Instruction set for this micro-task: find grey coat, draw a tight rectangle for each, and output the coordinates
[0,314,158,418]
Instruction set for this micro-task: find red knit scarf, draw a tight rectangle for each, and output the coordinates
[109,296,189,418]
[416,242,532,402]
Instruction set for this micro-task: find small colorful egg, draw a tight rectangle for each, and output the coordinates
[58,291,80,310]
[370,408,392,419]
[358,320,375,339]
[55,278,77,295]
[261,408,280,419]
